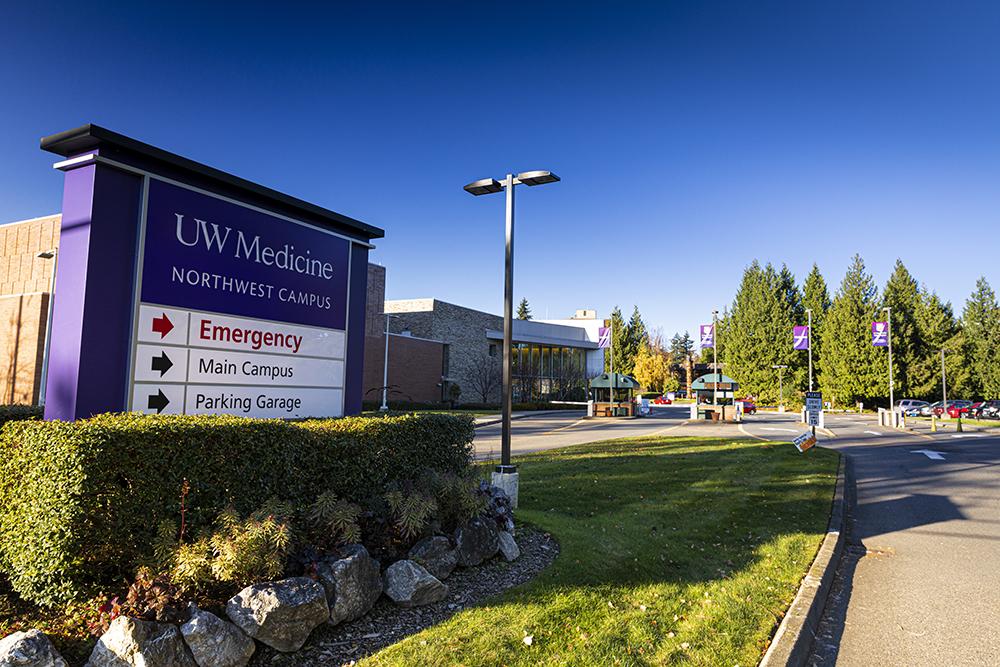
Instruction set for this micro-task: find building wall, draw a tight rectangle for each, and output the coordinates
[362,332,445,404]
[0,215,61,405]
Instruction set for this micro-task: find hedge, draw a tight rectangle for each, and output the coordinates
[0,412,474,606]
[0,404,42,428]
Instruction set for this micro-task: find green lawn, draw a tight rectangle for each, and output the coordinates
[364,436,838,667]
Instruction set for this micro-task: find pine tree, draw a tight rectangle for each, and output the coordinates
[669,331,695,393]
[801,264,831,391]
[721,262,799,404]
[516,298,532,320]
[625,305,648,372]
[604,307,630,374]
[961,277,1000,398]
[821,255,886,406]
[881,260,923,398]
[911,291,961,399]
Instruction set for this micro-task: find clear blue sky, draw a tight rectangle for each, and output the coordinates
[2,1,999,338]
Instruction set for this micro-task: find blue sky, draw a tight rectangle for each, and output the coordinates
[2,1,999,338]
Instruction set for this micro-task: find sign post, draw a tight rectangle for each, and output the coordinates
[40,125,383,421]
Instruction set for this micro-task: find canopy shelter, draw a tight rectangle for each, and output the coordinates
[691,373,741,422]
[589,372,640,417]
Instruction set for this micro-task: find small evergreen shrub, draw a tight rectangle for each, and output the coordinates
[0,411,474,605]
[0,404,42,428]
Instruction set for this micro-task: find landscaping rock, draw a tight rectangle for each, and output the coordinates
[382,560,448,607]
[225,578,328,653]
[498,531,521,561]
[180,604,255,667]
[408,536,458,580]
[86,616,196,667]
[454,516,500,567]
[316,544,383,626]
[0,629,67,667]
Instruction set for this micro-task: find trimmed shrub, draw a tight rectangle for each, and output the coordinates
[0,412,473,606]
[0,404,42,428]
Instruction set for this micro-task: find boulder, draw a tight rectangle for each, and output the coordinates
[0,629,67,667]
[382,560,448,607]
[454,517,500,567]
[498,531,521,562]
[86,616,196,667]
[225,578,328,653]
[408,536,458,580]
[179,604,255,667]
[315,544,383,626]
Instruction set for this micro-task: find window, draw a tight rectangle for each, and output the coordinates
[489,343,498,357]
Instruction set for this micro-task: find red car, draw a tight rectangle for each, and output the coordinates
[652,396,672,405]
[940,400,973,418]
[738,399,757,415]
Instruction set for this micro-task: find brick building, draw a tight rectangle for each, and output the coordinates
[0,214,61,404]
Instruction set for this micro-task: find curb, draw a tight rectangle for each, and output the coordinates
[759,453,847,667]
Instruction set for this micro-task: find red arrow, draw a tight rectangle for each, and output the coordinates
[152,313,174,338]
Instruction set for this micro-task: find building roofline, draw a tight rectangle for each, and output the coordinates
[2,214,61,228]
[41,124,384,241]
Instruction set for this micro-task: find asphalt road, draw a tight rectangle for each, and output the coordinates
[476,408,1000,664]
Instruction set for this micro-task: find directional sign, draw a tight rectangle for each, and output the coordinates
[126,179,351,418]
[793,432,817,453]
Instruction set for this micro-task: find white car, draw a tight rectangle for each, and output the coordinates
[895,399,928,415]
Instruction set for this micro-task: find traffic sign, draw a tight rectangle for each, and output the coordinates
[805,391,822,412]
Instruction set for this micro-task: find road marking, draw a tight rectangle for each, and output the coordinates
[650,421,692,436]
[951,433,985,439]
[544,418,590,434]
[911,449,946,460]
[761,427,799,433]
[738,423,769,441]
[864,430,882,436]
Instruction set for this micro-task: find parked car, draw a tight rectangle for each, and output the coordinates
[652,395,672,405]
[920,401,941,416]
[738,399,757,415]
[897,399,929,416]
[968,401,989,418]
[937,400,972,417]
[981,400,1000,419]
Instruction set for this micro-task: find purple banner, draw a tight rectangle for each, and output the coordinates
[872,321,889,347]
[140,179,350,330]
[793,325,810,350]
[598,326,611,348]
[700,324,714,348]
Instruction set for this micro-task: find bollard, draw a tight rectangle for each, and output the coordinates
[931,416,937,432]
[957,417,963,433]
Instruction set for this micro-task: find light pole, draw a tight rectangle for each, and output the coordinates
[464,170,559,505]
[805,308,813,392]
[884,306,895,425]
[37,249,58,406]
[379,312,399,411]
[712,309,719,406]
[941,349,947,416]
[772,364,788,412]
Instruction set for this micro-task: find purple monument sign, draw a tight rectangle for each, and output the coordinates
[40,125,383,421]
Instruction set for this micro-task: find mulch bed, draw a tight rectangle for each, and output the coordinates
[251,527,559,666]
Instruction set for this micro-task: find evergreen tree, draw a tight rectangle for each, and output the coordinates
[801,264,831,391]
[911,291,962,399]
[669,331,695,393]
[625,305,648,371]
[881,260,923,398]
[516,298,532,320]
[721,262,799,404]
[604,306,630,374]
[961,277,1000,398]
[821,255,886,406]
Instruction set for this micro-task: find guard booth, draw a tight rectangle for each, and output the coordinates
[690,373,740,422]
[588,372,639,417]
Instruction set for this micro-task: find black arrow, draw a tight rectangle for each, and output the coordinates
[147,390,169,414]
[151,351,173,376]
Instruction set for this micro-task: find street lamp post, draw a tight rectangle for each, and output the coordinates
[712,309,719,406]
[884,306,895,426]
[805,308,813,392]
[379,312,399,411]
[464,170,559,508]
[37,249,58,406]
[772,364,788,412]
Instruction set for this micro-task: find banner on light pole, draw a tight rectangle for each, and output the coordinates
[793,325,810,350]
[872,321,889,347]
[700,324,715,349]
[598,326,611,349]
